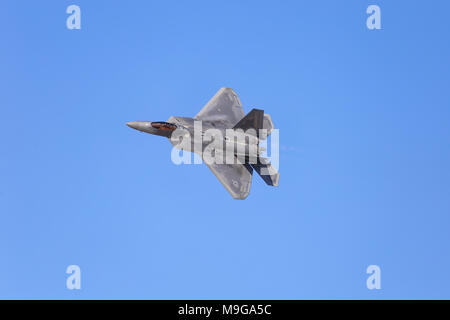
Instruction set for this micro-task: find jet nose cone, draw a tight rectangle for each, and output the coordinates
[126,121,139,130]
[126,121,153,132]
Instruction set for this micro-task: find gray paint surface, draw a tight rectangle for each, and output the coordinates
[126,88,279,199]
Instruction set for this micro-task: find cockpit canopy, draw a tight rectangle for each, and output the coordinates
[151,122,177,131]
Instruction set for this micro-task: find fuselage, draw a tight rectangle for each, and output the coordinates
[126,116,261,161]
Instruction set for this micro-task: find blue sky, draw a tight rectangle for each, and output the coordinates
[1,0,450,299]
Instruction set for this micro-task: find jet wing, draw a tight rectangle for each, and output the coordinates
[205,161,253,199]
[195,88,245,127]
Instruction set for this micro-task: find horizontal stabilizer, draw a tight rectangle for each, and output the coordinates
[260,113,274,140]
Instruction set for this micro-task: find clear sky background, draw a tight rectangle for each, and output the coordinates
[1,0,450,299]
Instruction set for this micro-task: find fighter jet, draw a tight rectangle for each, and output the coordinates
[126,88,279,199]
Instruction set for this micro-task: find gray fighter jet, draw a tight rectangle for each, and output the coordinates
[126,88,279,199]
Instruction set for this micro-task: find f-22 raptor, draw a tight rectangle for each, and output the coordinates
[126,88,279,199]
